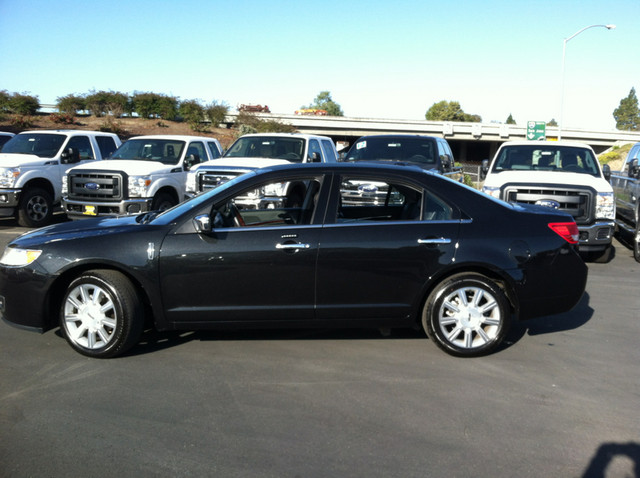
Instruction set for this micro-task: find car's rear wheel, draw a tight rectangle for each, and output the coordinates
[423,273,510,357]
[60,270,143,358]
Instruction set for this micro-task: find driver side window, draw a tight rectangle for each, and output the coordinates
[214,176,322,228]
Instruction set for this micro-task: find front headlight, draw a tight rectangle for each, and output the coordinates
[0,167,20,188]
[0,247,42,267]
[596,192,615,220]
[481,186,502,199]
[128,176,151,197]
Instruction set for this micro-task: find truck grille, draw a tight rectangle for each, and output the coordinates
[503,186,593,223]
[197,172,241,192]
[68,172,125,200]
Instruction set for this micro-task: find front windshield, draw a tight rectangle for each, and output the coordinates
[344,137,437,165]
[492,145,600,175]
[1,133,66,158]
[224,136,305,162]
[111,139,185,165]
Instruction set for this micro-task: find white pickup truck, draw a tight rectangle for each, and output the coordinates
[185,133,338,207]
[481,140,615,262]
[0,129,122,227]
[62,135,222,219]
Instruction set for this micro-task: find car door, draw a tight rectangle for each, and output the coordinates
[315,173,460,321]
[158,173,327,324]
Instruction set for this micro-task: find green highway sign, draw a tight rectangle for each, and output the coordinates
[527,121,546,140]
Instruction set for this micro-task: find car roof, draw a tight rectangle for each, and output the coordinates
[128,135,220,141]
[239,133,333,141]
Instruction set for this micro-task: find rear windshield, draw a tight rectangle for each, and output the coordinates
[492,145,600,175]
[1,133,66,158]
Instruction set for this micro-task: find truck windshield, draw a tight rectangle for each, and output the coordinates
[492,145,600,175]
[344,137,437,165]
[1,133,66,158]
[111,139,185,165]
[224,137,305,162]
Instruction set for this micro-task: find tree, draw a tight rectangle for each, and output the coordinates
[57,94,86,115]
[8,92,40,115]
[179,99,205,131]
[425,100,481,122]
[205,100,229,126]
[547,118,558,127]
[613,87,640,131]
[505,114,516,125]
[302,91,344,116]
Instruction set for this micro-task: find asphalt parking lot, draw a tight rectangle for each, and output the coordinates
[0,217,639,478]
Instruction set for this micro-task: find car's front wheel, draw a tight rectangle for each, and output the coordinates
[423,273,510,357]
[60,270,143,358]
[17,187,53,227]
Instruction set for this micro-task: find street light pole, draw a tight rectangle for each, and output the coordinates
[559,24,615,140]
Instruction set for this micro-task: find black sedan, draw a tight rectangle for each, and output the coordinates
[0,163,587,358]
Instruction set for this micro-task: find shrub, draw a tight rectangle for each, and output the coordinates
[205,101,229,126]
[10,115,34,129]
[0,90,10,113]
[85,90,129,117]
[50,113,76,125]
[179,100,205,131]
[8,93,40,115]
[56,94,86,115]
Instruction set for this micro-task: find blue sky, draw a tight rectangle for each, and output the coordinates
[1,0,638,130]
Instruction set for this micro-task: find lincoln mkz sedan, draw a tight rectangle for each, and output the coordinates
[0,163,587,358]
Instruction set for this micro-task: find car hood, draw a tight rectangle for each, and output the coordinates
[484,170,611,190]
[194,157,291,170]
[9,215,155,249]
[67,159,179,175]
[0,153,56,167]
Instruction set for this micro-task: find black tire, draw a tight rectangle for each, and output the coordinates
[151,192,177,211]
[634,223,640,263]
[589,245,614,264]
[422,273,510,357]
[17,187,53,227]
[60,270,143,358]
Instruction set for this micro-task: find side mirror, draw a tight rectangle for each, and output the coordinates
[184,153,200,171]
[480,159,489,180]
[629,159,639,179]
[602,163,611,182]
[193,213,212,234]
[309,152,321,163]
[60,147,80,164]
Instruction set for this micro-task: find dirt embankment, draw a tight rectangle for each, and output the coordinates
[0,115,239,149]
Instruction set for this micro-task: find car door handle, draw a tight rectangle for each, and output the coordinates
[418,237,452,244]
[276,243,310,250]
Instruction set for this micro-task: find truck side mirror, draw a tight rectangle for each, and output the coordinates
[602,163,611,181]
[629,159,639,179]
[60,147,80,164]
[309,152,321,163]
[480,159,489,180]
[184,154,200,170]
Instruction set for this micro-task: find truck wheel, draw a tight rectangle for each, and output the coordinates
[60,270,143,358]
[634,223,640,263]
[589,245,614,264]
[422,273,510,357]
[151,192,176,211]
[17,187,53,227]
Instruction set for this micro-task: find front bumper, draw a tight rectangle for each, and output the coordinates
[577,220,615,251]
[0,188,20,211]
[62,197,153,219]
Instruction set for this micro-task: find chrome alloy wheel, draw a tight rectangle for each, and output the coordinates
[63,283,118,350]
[436,286,501,349]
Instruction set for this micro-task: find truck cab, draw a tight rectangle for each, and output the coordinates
[62,135,222,219]
[0,130,121,227]
[481,140,615,262]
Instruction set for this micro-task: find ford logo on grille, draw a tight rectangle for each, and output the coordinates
[85,182,100,190]
[535,199,560,209]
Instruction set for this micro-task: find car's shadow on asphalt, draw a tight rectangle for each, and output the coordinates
[500,291,594,352]
[128,293,594,358]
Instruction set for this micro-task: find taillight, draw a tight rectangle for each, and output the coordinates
[548,222,579,244]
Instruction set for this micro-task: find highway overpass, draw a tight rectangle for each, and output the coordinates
[225,113,640,162]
